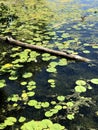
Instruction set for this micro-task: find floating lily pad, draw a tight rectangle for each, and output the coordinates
[54,105,62,110]
[57,96,65,101]
[92,45,98,49]
[66,102,73,107]
[46,67,57,73]
[2,63,13,69]
[34,104,41,109]
[75,86,86,93]
[41,102,49,108]
[50,108,58,114]
[8,94,20,102]
[83,50,90,54]
[28,81,36,85]
[21,92,28,100]
[45,111,53,117]
[76,80,86,86]
[28,100,37,106]
[11,47,21,51]
[21,81,27,86]
[4,117,17,126]
[58,58,68,66]
[27,85,36,90]
[51,101,56,105]
[90,78,98,84]
[48,79,55,83]
[9,76,18,80]
[27,92,35,97]
[61,33,70,38]
[67,114,74,120]
[22,72,33,78]
[0,80,6,88]
[18,116,26,123]
[49,62,58,67]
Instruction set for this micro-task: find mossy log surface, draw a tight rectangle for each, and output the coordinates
[0,36,91,62]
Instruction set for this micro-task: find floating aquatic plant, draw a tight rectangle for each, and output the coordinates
[75,86,86,93]
[57,96,65,101]
[90,78,98,84]
[22,72,33,78]
[0,79,6,88]
[75,79,86,86]
[18,116,26,123]
[21,119,65,130]
[67,113,74,120]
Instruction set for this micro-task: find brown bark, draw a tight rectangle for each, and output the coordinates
[0,36,91,62]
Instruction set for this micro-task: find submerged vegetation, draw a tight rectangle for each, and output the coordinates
[0,0,98,130]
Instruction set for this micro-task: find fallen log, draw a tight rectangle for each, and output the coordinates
[0,36,91,62]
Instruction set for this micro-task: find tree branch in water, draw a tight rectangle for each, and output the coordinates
[0,36,91,62]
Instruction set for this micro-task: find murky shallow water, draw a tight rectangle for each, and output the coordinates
[0,0,98,130]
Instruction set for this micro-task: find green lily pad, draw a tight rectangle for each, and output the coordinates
[9,76,18,80]
[28,100,37,106]
[22,72,33,78]
[21,81,27,86]
[90,78,98,84]
[66,102,74,107]
[50,84,56,88]
[27,92,35,97]
[48,79,55,83]
[54,105,62,110]
[83,50,90,54]
[75,86,86,93]
[41,102,50,108]
[4,117,17,126]
[0,80,6,88]
[49,62,58,67]
[28,81,36,85]
[76,80,86,86]
[61,33,70,38]
[47,67,57,73]
[18,116,26,123]
[51,101,56,105]
[45,111,53,117]
[27,85,36,90]
[57,96,65,101]
[50,109,58,114]
[58,58,68,66]
[67,114,74,120]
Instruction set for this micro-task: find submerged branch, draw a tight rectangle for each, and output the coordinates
[0,36,91,62]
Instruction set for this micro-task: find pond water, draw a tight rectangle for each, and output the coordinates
[0,0,98,130]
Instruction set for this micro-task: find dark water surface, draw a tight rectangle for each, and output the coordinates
[0,0,98,130]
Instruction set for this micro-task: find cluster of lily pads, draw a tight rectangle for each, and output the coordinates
[0,71,98,130]
[0,0,98,129]
[0,117,66,130]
